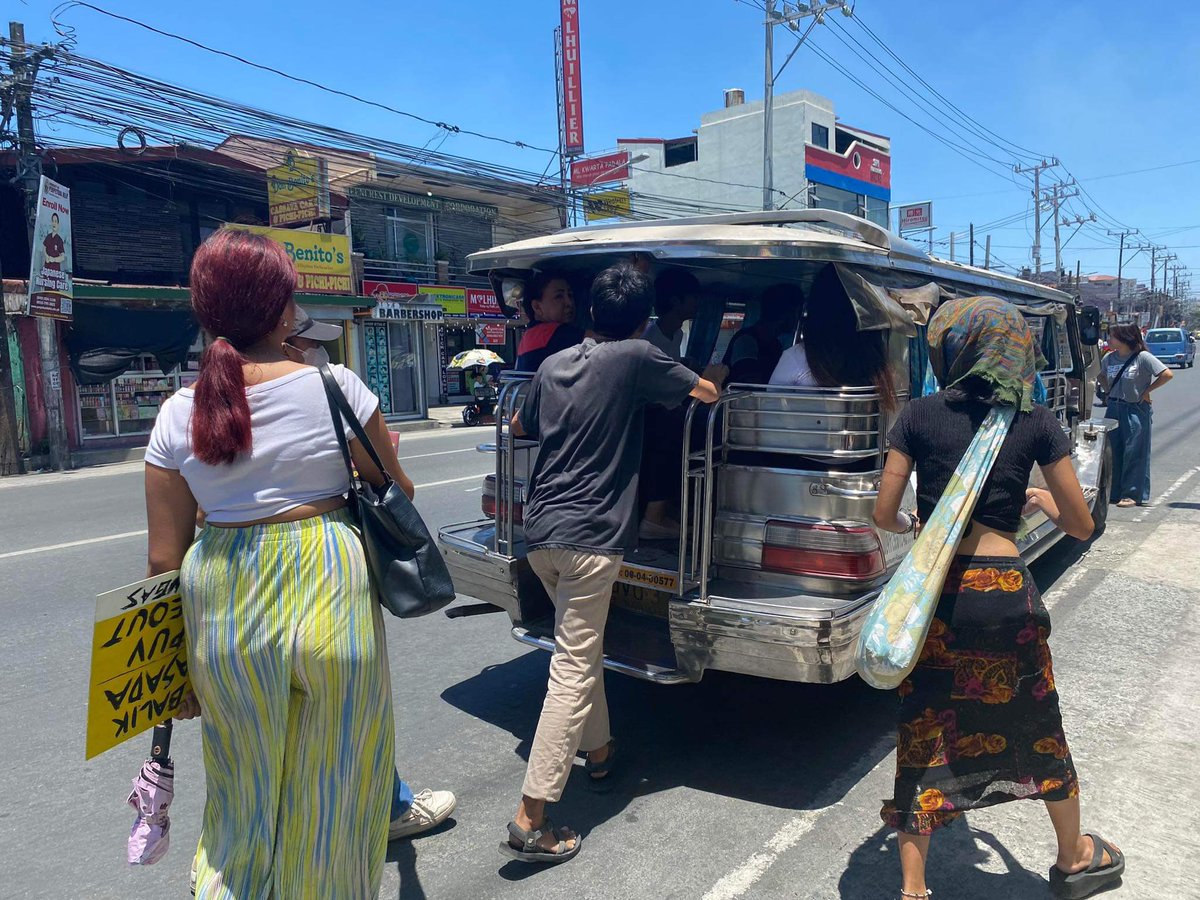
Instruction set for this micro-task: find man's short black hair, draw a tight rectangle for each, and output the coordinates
[522,270,563,321]
[590,263,654,340]
[654,269,700,317]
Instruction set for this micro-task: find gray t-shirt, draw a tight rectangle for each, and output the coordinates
[1101,350,1167,403]
[518,338,699,554]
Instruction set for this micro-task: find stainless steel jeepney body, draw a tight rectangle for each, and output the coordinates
[437,210,1115,685]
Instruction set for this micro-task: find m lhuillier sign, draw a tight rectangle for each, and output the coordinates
[560,0,585,155]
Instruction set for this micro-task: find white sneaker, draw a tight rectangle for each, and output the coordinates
[189,856,197,895]
[639,517,681,541]
[388,789,457,841]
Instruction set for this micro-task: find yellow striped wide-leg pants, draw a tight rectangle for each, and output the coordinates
[180,511,393,899]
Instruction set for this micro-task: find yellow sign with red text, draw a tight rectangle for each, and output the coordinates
[226,224,352,294]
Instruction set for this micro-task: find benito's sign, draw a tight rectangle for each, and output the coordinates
[226,224,352,294]
[266,150,330,226]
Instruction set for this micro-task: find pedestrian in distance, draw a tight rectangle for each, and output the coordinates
[873,296,1124,900]
[1098,323,1173,508]
[502,262,727,864]
[144,228,410,898]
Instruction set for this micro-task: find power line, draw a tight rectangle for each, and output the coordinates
[52,1,559,155]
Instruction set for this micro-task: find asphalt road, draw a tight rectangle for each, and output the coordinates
[1,380,1198,900]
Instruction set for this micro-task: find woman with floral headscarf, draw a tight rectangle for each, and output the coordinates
[872,297,1124,900]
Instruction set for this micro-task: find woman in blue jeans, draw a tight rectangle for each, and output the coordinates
[1099,324,1173,508]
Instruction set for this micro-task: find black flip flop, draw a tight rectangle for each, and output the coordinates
[1049,833,1125,899]
[499,817,581,865]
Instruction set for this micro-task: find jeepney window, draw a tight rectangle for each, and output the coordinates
[1054,320,1073,372]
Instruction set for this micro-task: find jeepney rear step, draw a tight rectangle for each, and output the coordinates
[512,607,695,685]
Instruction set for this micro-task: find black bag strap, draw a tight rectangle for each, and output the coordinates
[317,364,393,488]
[1105,352,1140,396]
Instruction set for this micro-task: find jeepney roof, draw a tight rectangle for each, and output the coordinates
[468,210,1073,307]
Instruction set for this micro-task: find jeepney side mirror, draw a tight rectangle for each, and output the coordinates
[1079,307,1102,345]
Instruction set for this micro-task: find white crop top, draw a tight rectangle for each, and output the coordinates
[145,365,380,523]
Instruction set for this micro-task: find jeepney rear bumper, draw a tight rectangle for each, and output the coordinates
[669,593,877,684]
[440,519,877,686]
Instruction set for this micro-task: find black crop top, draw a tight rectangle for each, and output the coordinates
[887,393,1072,533]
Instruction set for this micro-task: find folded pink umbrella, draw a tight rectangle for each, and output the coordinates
[127,723,174,866]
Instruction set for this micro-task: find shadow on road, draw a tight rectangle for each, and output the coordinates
[838,819,1049,898]
[443,649,897,851]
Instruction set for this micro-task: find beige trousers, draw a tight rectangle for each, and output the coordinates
[521,548,623,802]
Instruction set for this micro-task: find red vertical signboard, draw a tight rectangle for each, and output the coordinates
[560,0,585,155]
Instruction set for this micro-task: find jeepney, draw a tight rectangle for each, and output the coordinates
[438,210,1113,685]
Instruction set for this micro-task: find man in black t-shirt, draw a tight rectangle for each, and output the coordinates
[502,263,726,863]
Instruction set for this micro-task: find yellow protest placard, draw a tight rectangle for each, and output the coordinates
[85,571,190,759]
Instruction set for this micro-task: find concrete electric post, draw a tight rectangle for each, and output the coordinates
[8,21,69,471]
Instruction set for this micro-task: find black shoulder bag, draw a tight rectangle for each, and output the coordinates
[318,365,456,618]
[1097,352,1139,404]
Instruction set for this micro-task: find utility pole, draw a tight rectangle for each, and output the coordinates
[1107,228,1138,318]
[1013,158,1058,274]
[761,0,851,211]
[8,21,69,470]
[969,223,974,267]
[984,234,991,269]
[1042,179,1078,278]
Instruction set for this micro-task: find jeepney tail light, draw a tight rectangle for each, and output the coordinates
[482,477,524,524]
[761,520,885,580]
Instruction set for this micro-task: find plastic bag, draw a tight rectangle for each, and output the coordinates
[855,405,1016,689]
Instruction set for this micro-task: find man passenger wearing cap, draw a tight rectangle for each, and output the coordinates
[281,310,459,842]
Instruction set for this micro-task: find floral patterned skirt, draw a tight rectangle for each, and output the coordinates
[880,556,1079,835]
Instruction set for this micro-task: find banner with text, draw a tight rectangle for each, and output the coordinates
[476,322,507,345]
[571,151,629,187]
[560,0,585,155]
[897,201,933,231]
[227,224,351,294]
[266,151,330,226]
[27,176,74,321]
[86,571,190,759]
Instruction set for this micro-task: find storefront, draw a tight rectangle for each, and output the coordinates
[362,295,444,420]
[803,140,891,228]
[77,346,201,440]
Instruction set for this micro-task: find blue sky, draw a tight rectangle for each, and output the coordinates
[17,0,1200,291]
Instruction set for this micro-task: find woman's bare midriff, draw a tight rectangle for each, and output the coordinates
[955,521,1020,557]
[207,495,348,528]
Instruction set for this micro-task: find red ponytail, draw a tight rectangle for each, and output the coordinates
[189,229,296,465]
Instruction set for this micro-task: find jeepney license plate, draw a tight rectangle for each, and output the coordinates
[616,563,679,593]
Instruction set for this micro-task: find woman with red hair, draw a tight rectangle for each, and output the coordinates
[144,228,412,898]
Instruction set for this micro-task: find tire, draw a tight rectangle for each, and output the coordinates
[462,407,478,426]
[1091,441,1113,536]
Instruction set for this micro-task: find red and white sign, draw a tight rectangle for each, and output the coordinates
[897,202,933,231]
[804,140,891,200]
[363,280,418,300]
[570,151,630,187]
[466,287,503,317]
[560,0,585,155]
[476,323,507,345]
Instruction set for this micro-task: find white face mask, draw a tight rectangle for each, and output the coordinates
[301,345,330,368]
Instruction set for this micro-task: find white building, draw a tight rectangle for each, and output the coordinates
[616,88,892,227]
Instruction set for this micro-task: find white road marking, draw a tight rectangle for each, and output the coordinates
[1,472,490,560]
[400,447,476,461]
[701,736,894,900]
[0,530,149,560]
[1134,465,1200,522]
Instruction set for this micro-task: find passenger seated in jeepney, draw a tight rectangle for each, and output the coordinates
[515,272,586,372]
[721,283,801,384]
[638,268,705,540]
[770,265,898,411]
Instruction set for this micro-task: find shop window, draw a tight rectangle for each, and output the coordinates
[811,123,829,150]
[362,320,422,418]
[435,216,493,271]
[865,196,889,228]
[664,138,698,168]
[810,183,860,217]
[387,211,434,269]
[76,341,202,440]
